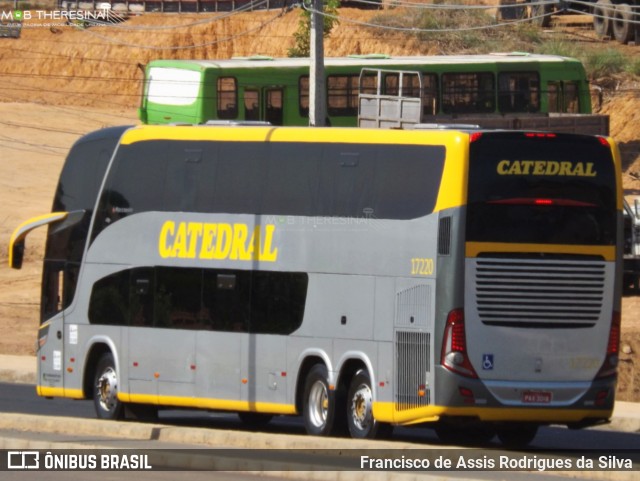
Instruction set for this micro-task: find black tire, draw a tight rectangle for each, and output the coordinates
[613,3,635,44]
[93,352,124,420]
[496,424,539,448]
[346,370,393,439]
[302,364,338,436]
[238,412,274,429]
[593,0,614,38]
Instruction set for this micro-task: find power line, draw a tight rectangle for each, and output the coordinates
[81,0,272,31]
[301,3,556,34]
[73,5,291,50]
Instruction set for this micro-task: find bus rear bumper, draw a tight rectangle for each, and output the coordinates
[373,374,616,426]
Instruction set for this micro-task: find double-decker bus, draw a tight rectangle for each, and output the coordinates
[10,124,622,446]
[138,54,595,128]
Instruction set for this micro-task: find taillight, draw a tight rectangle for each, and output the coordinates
[441,309,478,378]
[524,132,557,139]
[470,132,483,143]
[596,311,620,378]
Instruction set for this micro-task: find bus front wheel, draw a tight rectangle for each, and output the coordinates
[93,353,124,420]
[347,370,393,439]
[303,364,338,436]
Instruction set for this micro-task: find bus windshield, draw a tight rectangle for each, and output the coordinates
[466,133,617,246]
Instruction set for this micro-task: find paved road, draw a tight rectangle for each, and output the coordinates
[1,382,638,450]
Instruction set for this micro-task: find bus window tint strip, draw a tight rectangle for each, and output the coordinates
[466,134,616,246]
[90,141,446,242]
[89,267,308,334]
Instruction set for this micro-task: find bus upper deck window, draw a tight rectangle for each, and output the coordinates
[217,77,238,119]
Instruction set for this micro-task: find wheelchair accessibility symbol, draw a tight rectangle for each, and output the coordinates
[482,354,494,370]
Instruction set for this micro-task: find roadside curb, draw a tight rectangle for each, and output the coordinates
[0,414,637,481]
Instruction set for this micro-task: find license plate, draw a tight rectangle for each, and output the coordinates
[522,391,552,404]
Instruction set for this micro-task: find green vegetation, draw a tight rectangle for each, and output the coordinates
[288,0,340,58]
[369,5,638,80]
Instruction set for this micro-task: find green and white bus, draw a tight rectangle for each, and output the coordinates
[138,54,594,127]
[10,124,622,446]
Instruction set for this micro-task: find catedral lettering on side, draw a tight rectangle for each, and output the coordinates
[158,221,278,262]
[497,160,597,177]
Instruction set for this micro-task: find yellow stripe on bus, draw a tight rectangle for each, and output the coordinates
[465,242,616,262]
[37,386,84,399]
[372,402,612,425]
[119,124,465,147]
[119,392,297,415]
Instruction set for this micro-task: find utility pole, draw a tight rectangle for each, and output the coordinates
[309,0,326,127]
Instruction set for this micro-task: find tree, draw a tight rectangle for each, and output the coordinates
[288,0,340,58]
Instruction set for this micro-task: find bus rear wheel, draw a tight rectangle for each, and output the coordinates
[303,364,338,436]
[93,353,124,420]
[347,370,393,439]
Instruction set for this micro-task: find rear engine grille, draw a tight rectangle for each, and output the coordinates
[395,331,430,410]
[473,257,606,328]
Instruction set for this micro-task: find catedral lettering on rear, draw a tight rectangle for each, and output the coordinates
[158,221,278,262]
[497,160,597,177]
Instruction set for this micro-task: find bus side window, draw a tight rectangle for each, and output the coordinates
[155,267,206,330]
[422,73,438,116]
[130,269,154,328]
[41,261,81,322]
[244,89,260,121]
[547,82,560,112]
[441,72,494,114]
[564,82,579,113]
[498,72,540,113]
[217,77,238,119]
[547,82,579,113]
[299,75,309,117]
[88,269,130,326]
[327,74,359,117]
[203,270,250,333]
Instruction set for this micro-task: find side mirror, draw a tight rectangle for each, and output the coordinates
[10,241,25,270]
[8,212,70,270]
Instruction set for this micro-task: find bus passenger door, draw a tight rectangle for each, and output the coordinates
[38,261,67,395]
[127,268,197,405]
[244,89,260,121]
[242,87,284,125]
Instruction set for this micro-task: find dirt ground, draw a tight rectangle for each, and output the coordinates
[0,6,638,401]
